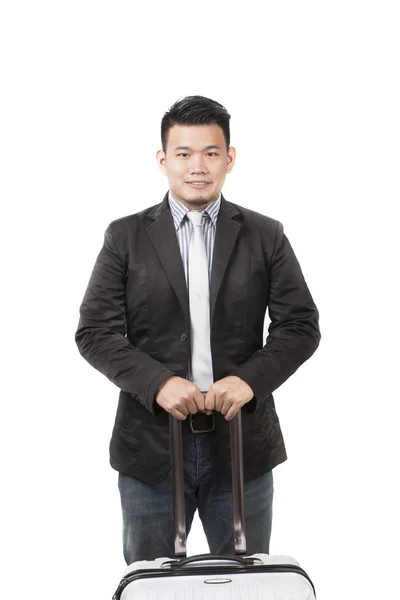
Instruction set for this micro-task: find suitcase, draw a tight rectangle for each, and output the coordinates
[113,410,316,599]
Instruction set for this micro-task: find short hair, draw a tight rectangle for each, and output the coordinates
[161,95,231,151]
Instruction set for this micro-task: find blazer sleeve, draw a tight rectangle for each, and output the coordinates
[232,221,321,402]
[75,223,175,414]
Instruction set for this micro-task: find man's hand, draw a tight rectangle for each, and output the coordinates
[205,376,254,421]
[155,376,206,420]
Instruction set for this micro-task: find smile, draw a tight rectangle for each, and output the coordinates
[186,182,210,187]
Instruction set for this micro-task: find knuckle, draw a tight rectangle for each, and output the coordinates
[174,400,188,415]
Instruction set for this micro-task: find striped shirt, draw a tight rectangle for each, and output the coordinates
[168,190,221,287]
[168,190,221,383]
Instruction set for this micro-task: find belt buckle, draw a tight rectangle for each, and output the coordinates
[189,412,215,434]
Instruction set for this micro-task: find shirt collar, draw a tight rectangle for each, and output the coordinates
[168,190,221,231]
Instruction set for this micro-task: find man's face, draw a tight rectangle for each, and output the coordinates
[157,123,236,210]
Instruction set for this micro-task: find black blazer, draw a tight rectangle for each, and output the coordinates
[75,192,320,483]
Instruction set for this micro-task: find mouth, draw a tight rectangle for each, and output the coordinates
[186,181,211,188]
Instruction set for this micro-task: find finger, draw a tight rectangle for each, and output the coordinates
[172,401,189,417]
[225,400,243,421]
[170,407,187,421]
[214,390,224,413]
[158,397,186,419]
[193,389,205,412]
[205,389,215,412]
[203,397,212,414]
[184,398,199,415]
[220,397,231,417]
[225,406,238,421]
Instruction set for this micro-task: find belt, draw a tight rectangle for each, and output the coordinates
[189,412,215,434]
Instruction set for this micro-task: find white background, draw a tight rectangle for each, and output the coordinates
[1,1,399,598]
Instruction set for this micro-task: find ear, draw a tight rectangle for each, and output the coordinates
[156,149,167,175]
[226,146,236,173]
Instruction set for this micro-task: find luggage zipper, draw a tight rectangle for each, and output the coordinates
[112,577,128,600]
[112,563,316,599]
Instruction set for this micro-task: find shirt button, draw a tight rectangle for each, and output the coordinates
[181,333,188,342]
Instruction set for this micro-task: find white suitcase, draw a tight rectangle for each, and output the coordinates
[113,553,315,599]
[113,412,316,599]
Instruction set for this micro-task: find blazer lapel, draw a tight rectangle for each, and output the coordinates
[210,195,242,319]
[146,193,189,319]
[146,192,242,323]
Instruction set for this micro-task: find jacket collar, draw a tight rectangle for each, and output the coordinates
[145,192,242,321]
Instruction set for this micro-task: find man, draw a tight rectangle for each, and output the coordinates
[75,95,320,565]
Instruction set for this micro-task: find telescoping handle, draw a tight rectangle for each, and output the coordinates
[169,409,247,558]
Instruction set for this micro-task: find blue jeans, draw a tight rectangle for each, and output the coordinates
[118,427,273,564]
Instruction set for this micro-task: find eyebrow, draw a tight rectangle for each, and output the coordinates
[174,145,222,151]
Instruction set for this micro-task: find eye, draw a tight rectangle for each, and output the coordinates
[207,152,218,156]
[177,153,189,157]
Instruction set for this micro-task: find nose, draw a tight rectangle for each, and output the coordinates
[189,154,208,174]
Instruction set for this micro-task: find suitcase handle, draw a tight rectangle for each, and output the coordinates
[170,410,246,558]
[162,553,259,568]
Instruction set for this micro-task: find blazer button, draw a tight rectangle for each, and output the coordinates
[180,333,188,342]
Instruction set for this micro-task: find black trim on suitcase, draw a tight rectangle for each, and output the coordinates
[112,563,316,600]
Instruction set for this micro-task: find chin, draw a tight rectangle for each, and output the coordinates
[184,190,217,204]
[186,197,210,204]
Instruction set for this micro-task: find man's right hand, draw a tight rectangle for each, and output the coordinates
[155,376,207,420]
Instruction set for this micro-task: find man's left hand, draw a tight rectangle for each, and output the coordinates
[205,376,254,421]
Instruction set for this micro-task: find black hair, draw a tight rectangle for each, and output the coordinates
[161,95,231,151]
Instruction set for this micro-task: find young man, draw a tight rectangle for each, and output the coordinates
[75,95,320,564]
